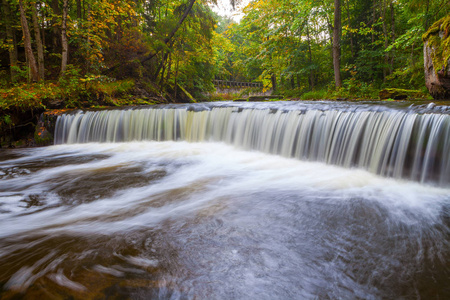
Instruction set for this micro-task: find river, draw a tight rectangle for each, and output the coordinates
[0,101,449,299]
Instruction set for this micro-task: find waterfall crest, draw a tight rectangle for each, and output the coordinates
[54,106,450,186]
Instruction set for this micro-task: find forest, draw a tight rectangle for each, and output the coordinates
[0,0,449,144]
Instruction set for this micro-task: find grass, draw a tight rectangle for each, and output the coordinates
[300,90,328,100]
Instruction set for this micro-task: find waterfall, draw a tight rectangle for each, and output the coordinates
[54,106,450,186]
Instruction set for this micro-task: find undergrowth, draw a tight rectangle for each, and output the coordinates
[0,76,141,111]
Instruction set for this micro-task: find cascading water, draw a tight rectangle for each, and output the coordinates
[54,103,450,186]
[0,101,449,299]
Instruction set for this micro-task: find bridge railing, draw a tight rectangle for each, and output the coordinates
[213,80,263,88]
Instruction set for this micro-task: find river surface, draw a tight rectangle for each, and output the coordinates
[0,140,449,299]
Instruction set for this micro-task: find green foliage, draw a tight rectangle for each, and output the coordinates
[3,115,12,125]
[0,0,448,105]
[0,76,142,112]
[340,78,379,99]
[10,65,29,83]
[0,84,45,111]
[88,79,135,102]
[207,0,449,100]
[385,61,425,89]
[300,90,328,100]
[58,65,83,105]
[0,71,8,87]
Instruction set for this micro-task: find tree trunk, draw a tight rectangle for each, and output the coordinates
[371,0,377,44]
[40,3,45,54]
[333,0,342,88]
[60,0,69,76]
[2,0,18,82]
[271,74,277,92]
[174,57,179,100]
[51,0,61,49]
[166,52,172,84]
[382,0,389,81]
[31,1,45,80]
[154,51,169,82]
[389,1,395,75]
[159,52,168,89]
[18,0,40,82]
[85,4,91,73]
[76,0,81,19]
[346,0,355,59]
[424,0,430,30]
[306,22,315,91]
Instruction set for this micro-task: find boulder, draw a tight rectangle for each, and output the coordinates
[423,16,450,100]
[33,109,70,146]
[379,88,421,100]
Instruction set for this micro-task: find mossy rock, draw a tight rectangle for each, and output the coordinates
[379,88,421,100]
[33,109,71,146]
[423,16,450,100]
[34,126,53,146]
[423,15,450,73]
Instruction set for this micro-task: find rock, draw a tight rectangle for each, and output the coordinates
[379,88,420,100]
[248,95,283,101]
[34,125,53,146]
[423,16,450,100]
[427,102,436,109]
[33,109,71,146]
[44,98,65,109]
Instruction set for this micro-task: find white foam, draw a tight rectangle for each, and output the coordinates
[0,142,447,241]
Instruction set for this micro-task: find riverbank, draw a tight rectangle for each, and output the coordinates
[0,77,168,148]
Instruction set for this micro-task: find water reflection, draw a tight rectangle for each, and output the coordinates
[0,142,449,299]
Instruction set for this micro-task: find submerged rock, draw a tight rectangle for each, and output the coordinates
[423,16,450,100]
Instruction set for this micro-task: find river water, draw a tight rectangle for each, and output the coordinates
[0,101,449,299]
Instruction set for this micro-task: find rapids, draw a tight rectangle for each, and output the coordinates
[0,101,449,299]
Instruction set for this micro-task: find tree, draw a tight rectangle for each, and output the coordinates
[60,0,68,76]
[333,0,342,88]
[31,0,44,79]
[1,0,18,82]
[18,0,40,82]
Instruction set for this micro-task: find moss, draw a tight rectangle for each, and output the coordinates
[423,15,450,74]
[379,88,423,100]
[423,15,450,41]
[177,84,197,103]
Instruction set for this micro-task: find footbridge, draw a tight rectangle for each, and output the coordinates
[213,80,263,88]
